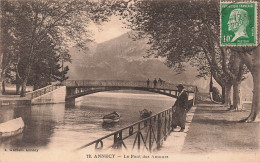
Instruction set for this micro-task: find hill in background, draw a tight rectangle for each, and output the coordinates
[67,32,253,100]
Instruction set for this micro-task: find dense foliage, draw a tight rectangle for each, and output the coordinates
[117,0,259,121]
[0,0,113,95]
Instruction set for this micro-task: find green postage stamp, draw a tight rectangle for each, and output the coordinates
[220,2,258,46]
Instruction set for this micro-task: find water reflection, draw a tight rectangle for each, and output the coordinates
[0,104,66,148]
[0,107,15,123]
[102,122,118,130]
[0,90,175,150]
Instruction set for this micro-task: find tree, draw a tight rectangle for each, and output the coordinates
[1,0,113,96]
[119,1,245,105]
[238,47,260,122]
[221,48,249,110]
[0,1,17,94]
[26,34,70,90]
[118,0,257,121]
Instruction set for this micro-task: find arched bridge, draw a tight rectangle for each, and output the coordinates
[62,80,198,105]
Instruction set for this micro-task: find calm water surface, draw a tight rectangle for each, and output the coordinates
[0,90,175,150]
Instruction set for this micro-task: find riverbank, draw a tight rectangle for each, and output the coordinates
[0,95,31,106]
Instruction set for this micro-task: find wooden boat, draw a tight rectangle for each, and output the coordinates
[139,109,152,119]
[0,117,24,138]
[103,112,120,123]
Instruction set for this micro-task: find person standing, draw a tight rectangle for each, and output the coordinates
[153,78,157,88]
[158,78,162,85]
[146,79,150,88]
[171,84,188,132]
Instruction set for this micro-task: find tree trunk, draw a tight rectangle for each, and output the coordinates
[224,83,232,107]
[232,81,242,110]
[2,80,6,94]
[243,70,260,122]
[16,83,21,95]
[211,72,225,104]
[0,68,2,96]
[209,74,213,92]
[222,86,225,104]
[0,0,4,96]
[20,59,32,97]
[15,73,20,94]
[20,79,27,97]
[244,47,260,122]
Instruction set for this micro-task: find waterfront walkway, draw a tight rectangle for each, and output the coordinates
[154,95,259,162]
[154,103,197,154]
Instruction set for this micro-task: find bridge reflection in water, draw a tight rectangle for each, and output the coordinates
[68,80,198,153]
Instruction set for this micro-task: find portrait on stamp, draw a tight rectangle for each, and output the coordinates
[221,2,258,46]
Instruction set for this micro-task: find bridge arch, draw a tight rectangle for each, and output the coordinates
[63,80,197,105]
[66,86,179,101]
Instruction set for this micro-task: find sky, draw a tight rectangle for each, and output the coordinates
[88,16,130,43]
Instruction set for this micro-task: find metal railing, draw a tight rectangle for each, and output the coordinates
[63,80,197,93]
[75,107,175,153]
[26,84,62,99]
[72,81,198,152]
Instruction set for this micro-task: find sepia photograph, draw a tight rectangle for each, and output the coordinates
[0,0,259,161]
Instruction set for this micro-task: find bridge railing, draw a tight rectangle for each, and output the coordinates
[63,80,197,92]
[26,84,62,99]
[75,107,174,153]
[63,80,147,87]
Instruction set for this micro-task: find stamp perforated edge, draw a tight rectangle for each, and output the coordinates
[219,1,258,47]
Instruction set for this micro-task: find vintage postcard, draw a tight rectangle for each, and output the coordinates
[0,0,259,162]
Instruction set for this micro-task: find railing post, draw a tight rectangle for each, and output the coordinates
[113,131,122,149]
[168,110,171,135]
[119,131,122,149]
[149,119,152,152]
[171,107,175,130]
[156,114,162,149]
[138,123,141,151]
[164,112,167,140]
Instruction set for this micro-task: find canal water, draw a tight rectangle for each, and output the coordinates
[0,90,175,151]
